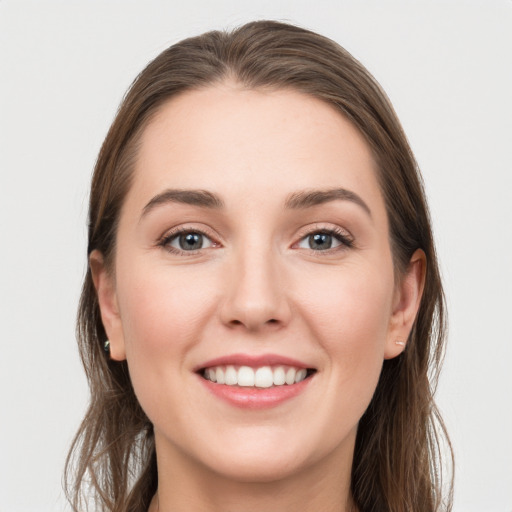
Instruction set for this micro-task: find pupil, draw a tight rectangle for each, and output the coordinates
[309,233,332,250]
[179,233,202,250]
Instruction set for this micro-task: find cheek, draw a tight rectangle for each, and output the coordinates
[114,260,220,415]
[299,262,394,346]
[114,260,223,431]
[117,261,216,353]
[295,260,394,403]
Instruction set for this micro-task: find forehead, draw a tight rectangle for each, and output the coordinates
[129,84,386,217]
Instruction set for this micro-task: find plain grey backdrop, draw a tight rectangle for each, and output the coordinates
[1,1,511,511]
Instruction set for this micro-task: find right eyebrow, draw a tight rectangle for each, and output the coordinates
[141,189,224,220]
[284,187,372,218]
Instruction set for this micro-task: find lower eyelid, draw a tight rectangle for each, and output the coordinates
[297,236,350,250]
[158,226,353,253]
[295,227,353,247]
[169,232,214,249]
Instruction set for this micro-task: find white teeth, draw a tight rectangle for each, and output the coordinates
[203,364,312,387]
[273,366,286,386]
[254,366,273,388]
[215,367,225,384]
[225,365,237,385]
[295,368,307,383]
[237,366,255,387]
[285,367,296,385]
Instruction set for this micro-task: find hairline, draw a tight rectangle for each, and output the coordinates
[104,79,406,284]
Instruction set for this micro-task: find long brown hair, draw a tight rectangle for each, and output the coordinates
[65,20,453,512]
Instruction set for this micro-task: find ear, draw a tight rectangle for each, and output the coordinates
[89,250,126,361]
[384,249,426,359]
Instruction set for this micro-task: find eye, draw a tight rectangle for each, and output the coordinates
[162,230,215,253]
[296,229,353,251]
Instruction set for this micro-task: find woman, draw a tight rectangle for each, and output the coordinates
[66,20,453,512]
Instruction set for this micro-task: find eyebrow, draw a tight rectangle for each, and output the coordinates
[141,189,225,218]
[141,186,371,219]
[284,188,372,217]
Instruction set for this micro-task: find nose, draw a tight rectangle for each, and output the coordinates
[219,245,292,332]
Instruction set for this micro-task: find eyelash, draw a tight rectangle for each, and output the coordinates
[157,225,354,255]
[294,226,354,254]
[158,226,218,255]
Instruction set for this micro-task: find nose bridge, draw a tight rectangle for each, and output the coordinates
[220,236,289,330]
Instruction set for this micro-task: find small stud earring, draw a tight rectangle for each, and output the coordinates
[104,340,111,353]
[395,340,406,347]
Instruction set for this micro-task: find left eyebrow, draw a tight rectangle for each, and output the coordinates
[141,189,225,220]
[284,188,372,218]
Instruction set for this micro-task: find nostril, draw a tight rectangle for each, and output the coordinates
[228,318,279,328]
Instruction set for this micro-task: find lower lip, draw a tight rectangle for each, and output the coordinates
[198,374,313,410]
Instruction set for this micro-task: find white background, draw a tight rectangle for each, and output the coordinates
[1,1,511,511]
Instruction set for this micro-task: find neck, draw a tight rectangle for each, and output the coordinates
[149,433,358,512]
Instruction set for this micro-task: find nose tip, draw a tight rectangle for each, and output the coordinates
[219,257,291,332]
[225,306,282,331]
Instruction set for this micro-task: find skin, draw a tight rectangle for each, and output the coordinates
[91,84,425,512]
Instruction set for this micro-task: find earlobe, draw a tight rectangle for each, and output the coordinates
[384,249,426,360]
[89,250,126,361]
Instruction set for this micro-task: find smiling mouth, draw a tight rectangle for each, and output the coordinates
[200,365,317,388]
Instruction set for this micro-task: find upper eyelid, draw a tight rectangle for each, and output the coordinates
[294,223,353,239]
[163,228,213,243]
[159,224,220,244]
[292,224,355,252]
[158,227,220,255]
[156,223,354,247]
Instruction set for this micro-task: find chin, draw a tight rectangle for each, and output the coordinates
[187,427,341,484]
[207,452,309,484]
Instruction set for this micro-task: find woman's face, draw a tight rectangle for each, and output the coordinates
[93,84,421,483]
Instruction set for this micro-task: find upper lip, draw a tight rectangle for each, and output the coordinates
[194,353,314,372]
